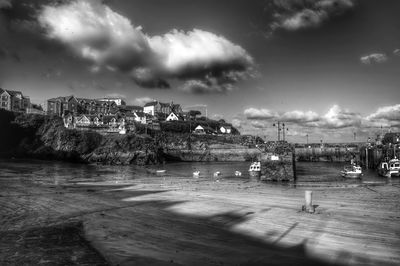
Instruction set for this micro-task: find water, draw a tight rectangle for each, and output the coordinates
[0,159,398,188]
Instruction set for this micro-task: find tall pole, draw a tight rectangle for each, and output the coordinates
[277,121,281,141]
[282,123,286,141]
[306,134,309,145]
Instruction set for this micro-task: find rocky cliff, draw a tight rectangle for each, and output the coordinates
[0,110,263,165]
[0,110,161,165]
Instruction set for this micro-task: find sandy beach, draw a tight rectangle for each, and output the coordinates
[1,170,400,266]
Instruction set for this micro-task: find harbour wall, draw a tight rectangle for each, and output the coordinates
[295,147,359,162]
[359,146,400,169]
[164,148,262,162]
[260,152,295,182]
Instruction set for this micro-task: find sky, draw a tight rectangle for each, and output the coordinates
[0,0,399,143]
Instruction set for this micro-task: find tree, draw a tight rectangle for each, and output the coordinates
[188,110,201,120]
[31,103,43,111]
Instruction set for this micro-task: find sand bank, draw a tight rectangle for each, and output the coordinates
[0,175,399,265]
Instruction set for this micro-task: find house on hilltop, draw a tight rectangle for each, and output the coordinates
[143,100,182,119]
[220,125,232,134]
[47,95,79,116]
[166,112,184,122]
[0,88,31,112]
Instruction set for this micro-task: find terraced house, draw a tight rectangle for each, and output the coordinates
[143,101,182,118]
[47,95,119,116]
[0,88,31,112]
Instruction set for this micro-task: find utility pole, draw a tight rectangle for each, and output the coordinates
[282,123,289,142]
[273,121,281,141]
[306,134,309,145]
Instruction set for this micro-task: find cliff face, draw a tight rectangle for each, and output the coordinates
[0,110,268,165]
[0,110,161,165]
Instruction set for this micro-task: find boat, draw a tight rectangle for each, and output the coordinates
[249,162,261,178]
[340,164,362,178]
[235,171,242,176]
[193,171,200,178]
[156,169,166,176]
[213,171,221,177]
[379,158,400,177]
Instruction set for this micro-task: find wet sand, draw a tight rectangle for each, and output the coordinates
[1,174,399,265]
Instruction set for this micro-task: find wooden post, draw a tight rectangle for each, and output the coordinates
[305,190,314,213]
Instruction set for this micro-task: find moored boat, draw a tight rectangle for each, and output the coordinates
[249,162,261,178]
[341,164,362,178]
[379,158,400,177]
[193,171,200,178]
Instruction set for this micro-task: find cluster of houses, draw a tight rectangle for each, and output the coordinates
[1,89,234,135]
[48,95,232,135]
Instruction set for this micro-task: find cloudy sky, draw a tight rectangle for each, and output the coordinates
[1,0,399,143]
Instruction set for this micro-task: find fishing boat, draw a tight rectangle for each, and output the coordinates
[340,164,362,178]
[235,171,242,176]
[249,162,261,178]
[379,158,400,177]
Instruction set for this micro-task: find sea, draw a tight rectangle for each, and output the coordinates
[1,158,398,188]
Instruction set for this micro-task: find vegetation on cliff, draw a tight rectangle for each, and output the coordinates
[0,110,161,165]
[1,110,258,164]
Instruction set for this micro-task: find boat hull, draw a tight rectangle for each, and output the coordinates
[341,171,362,179]
[249,171,261,178]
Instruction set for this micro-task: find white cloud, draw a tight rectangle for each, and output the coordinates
[280,110,319,123]
[38,0,254,93]
[231,118,242,128]
[394,49,400,56]
[366,104,400,122]
[244,108,278,120]
[360,53,388,64]
[317,105,361,129]
[280,9,327,31]
[270,0,355,32]
[251,121,268,129]
[244,105,361,129]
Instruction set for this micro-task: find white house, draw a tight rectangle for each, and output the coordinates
[75,114,91,126]
[133,111,148,124]
[220,125,232,134]
[143,101,159,116]
[194,125,205,134]
[166,112,180,122]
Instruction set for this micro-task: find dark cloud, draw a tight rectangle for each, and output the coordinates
[0,0,12,9]
[38,0,255,93]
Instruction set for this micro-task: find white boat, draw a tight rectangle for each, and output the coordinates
[249,162,261,178]
[379,158,400,177]
[193,171,200,178]
[156,170,166,176]
[235,171,242,176]
[341,164,362,178]
[213,171,221,177]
